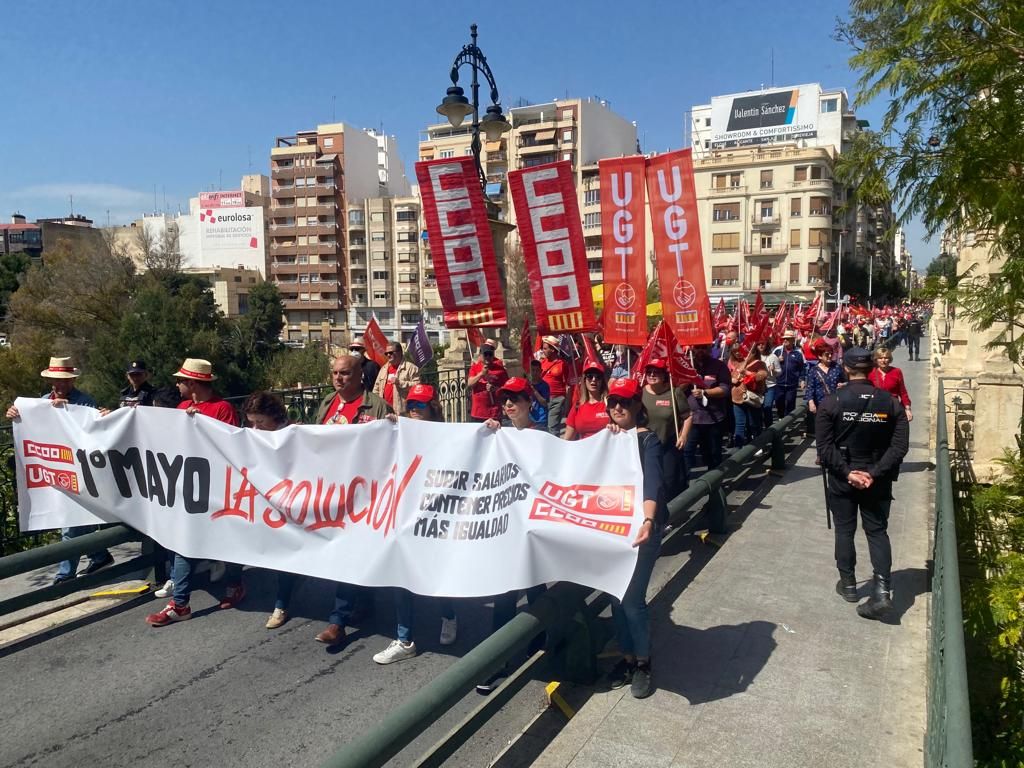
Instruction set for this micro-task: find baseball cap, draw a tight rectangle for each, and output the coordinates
[782,329,796,339]
[583,358,606,374]
[608,377,641,400]
[126,359,148,374]
[843,347,874,369]
[497,377,530,399]
[644,358,668,370]
[406,383,435,404]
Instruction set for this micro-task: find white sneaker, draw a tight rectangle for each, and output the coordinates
[440,616,458,646]
[154,580,174,599]
[208,561,227,583]
[373,639,417,665]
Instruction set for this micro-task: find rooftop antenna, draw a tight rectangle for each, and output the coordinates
[69,194,74,216]
[770,48,775,87]
[106,209,110,227]
[153,185,158,215]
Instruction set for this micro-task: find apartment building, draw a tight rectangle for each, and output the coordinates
[689,84,896,301]
[345,195,446,345]
[269,123,384,346]
[0,214,42,259]
[419,97,638,284]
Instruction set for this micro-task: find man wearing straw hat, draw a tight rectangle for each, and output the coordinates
[5,356,114,584]
[146,358,243,627]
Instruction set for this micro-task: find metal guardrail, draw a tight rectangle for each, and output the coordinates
[926,380,974,767]
[320,403,809,768]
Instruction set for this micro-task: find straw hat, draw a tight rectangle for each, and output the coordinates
[172,358,217,381]
[40,356,80,379]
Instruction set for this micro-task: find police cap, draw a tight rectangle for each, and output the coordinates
[843,347,874,370]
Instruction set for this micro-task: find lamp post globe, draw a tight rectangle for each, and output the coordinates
[437,86,473,128]
[480,104,511,142]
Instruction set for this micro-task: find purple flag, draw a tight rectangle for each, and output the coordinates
[409,318,433,367]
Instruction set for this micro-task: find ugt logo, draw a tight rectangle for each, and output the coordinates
[25,464,80,494]
[529,482,634,537]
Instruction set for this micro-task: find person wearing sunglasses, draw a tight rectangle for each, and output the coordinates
[806,339,846,420]
[479,377,547,692]
[603,377,664,699]
[373,383,459,664]
[372,341,421,414]
[562,359,609,441]
[641,358,692,501]
[468,339,509,423]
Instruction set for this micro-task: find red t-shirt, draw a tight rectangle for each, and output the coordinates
[321,394,364,425]
[177,397,239,426]
[383,364,398,407]
[566,399,609,439]
[542,358,566,397]
[469,360,509,420]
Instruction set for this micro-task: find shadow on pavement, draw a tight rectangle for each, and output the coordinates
[878,566,930,626]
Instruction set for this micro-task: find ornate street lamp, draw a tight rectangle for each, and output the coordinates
[436,24,512,195]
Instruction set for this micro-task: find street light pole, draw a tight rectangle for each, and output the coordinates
[836,229,846,309]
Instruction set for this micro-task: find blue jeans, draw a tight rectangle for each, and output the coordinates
[611,523,663,659]
[170,556,242,606]
[275,572,298,611]
[762,387,777,426]
[775,386,798,418]
[684,422,724,470]
[55,525,111,579]
[395,588,456,643]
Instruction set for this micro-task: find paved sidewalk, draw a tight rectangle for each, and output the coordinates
[533,358,932,768]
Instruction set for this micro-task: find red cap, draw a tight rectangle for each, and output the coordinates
[497,377,530,398]
[406,384,435,404]
[644,358,668,370]
[608,377,641,399]
[582,358,605,374]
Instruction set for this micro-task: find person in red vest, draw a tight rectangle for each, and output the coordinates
[146,358,242,627]
[467,338,509,422]
[540,335,568,435]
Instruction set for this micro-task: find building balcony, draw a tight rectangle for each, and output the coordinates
[271,203,298,216]
[711,214,741,224]
[807,208,833,219]
[269,224,297,237]
[487,151,508,162]
[271,166,300,180]
[270,244,297,256]
[272,262,303,273]
[282,299,345,310]
[788,178,833,189]
[751,214,781,228]
[314,243,340,255]
[517,139,559,154]
[272,186,298,199]
[709,184,746,196]
[743,245,788,257]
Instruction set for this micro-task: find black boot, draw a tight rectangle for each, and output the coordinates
[856,575,893,620]
[835,573,858,603]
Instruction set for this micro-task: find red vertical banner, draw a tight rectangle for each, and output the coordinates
[598,156,648,347]
[508,161,597,334]
[645,149,714,346]
[362,318,390,366]
[415,157,506,328]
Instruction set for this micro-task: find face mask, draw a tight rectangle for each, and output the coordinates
[349,350,364,360]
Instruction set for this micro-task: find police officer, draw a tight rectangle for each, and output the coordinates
[119,359,156,408]
[815,347,909,620]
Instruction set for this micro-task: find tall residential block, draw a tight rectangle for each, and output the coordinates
[688,84,895,302]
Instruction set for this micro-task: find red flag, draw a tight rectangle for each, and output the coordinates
[599,156,648,347]
[362,318,390,366]
[819,308,840,333]
[770,301,788,342]
[712,298,728,331]
[415,157,506,328]
[508,161,597,334]
[753,289,764,320]
[738,314,771,358]
[520,318,533,372]
[646,150,713,346]
[631,321,703,387]
[466,327,484,349]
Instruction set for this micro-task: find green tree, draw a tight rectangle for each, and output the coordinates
[0,251,30,322]
[837,0,1024,360]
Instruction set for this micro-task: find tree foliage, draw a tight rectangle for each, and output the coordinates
[837,0,1024,360]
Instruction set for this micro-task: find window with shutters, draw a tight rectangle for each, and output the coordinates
[790,228,801,247]
[711,266,739,285]
[760,169,773,189]
[712,232,740,251]
[759,265,772,287]
[809,228,831,247]
[760,234,774,249]
[810,166,824,180]
[810,196,831,216]
[713,202,739,221]
[794,166,807,182]
[760,200,775,219]
[790,197,801,216]
[790,262,800,283]
[808,261,825,284]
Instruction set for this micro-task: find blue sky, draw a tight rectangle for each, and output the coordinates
[0,0,930,267]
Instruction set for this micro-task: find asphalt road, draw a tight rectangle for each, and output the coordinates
[0,571,549,768]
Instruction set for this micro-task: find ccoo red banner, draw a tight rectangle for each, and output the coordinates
[508,161,597,334]
[415,157,506,327]
[599,156,648,347]
[645,149,714,346]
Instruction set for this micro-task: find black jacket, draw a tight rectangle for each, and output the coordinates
[816,379,909,487]
[119,382,156,408]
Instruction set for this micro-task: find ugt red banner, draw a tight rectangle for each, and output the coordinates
[508,161,597,334]
[362,318,390,366]
[599,156,648,347]
[415,157,506,328]
[645,150,714,346]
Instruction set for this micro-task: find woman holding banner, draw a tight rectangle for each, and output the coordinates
[374,384,459,665]
[604,377,664,699]
[562,359,609,441]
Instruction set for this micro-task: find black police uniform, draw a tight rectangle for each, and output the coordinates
[119,381,156,408]
[815,348,909,618]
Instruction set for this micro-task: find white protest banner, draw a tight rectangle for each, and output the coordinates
[14,399,644,599]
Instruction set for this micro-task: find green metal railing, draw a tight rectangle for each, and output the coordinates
[926,380,974,767]
[320,403,809,768]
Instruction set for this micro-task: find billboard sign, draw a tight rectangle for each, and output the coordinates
[199,191,245,208]
[710,84,820,148]
[198,205,263,253]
